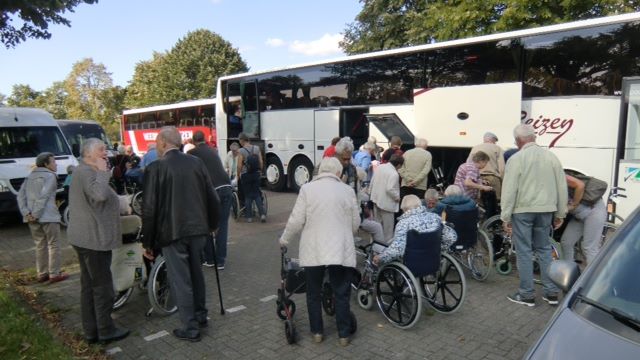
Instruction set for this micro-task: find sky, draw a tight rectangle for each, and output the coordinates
[0,0,362,97]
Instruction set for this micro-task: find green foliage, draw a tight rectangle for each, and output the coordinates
[342,0,640,54]
[6,84,40,107]
[0,0,98,48]
[0,286,74,359]
[125,29,248,108]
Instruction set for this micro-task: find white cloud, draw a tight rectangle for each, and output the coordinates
[265,38,286,47]
[289,33,343,56]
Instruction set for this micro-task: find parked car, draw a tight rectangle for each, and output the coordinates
[525,205,640,359]
[57,120,116,159]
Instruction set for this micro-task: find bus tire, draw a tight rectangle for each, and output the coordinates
[289,157,313,193]
[265,156,286,191]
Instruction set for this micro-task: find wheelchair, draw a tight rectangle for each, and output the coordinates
[111,215,177,317]
[444,207,494,281]
[482,215,562,276]
[231,185,268,221]
[353,228,467,329]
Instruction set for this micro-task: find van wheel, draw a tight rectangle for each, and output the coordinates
[289,157,313,193]
[265,156,286,191]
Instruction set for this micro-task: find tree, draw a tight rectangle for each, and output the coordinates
[125,29,248,107]
[341,0,640,54]
[1,0,98,48]
[64,58,124,140]
[35,82,68,119]
[6,84,40,107]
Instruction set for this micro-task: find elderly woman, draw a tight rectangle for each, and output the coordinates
[373,195,456,265]
[68,138,129,344]
[433,184,477,217]
[279,157,360,346]
[423,188,440,212]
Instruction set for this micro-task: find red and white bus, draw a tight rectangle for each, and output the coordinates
[121,98,216,154]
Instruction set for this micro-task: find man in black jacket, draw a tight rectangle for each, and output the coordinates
[188,130,233,269]
[142,127,220,342]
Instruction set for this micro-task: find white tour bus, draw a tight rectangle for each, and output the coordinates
[216,12,640,219]
[0,108,79,215]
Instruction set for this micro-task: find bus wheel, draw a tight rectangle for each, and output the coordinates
[265,156,286,191]
[289,157,313,193]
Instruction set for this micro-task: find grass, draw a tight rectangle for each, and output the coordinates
[0,284,74,360]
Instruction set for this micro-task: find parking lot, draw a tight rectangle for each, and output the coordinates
[0,190,558,360]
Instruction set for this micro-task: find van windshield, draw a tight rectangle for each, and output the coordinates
[0,126,71,159]
[61,124,111,149]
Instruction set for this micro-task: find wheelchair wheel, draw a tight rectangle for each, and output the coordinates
[261,190,268,216]
[356,289,374,310]
[62,206,70,228]
[495,258,512,275]
[422,253,466,314]
[467,229,494,281]
[147,256,178,316]
[375,262,423,329]
[113,287,134,310]
[321,282,335,316]
[276,298,296,320]
[131,191,143,216]
[231,191,240,221]
[284,319,297,344]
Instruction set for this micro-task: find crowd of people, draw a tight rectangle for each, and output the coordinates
[15,122,608,347]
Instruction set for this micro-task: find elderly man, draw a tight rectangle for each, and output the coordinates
[399,137,432,199]
[501,124,568,307]
[142,127,220,342]
[68,138,129,344]
[468,132,505,217]
[335,137,359,193]
[370,154,404,242]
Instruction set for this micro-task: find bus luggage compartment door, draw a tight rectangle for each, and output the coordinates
[413,82,522,147]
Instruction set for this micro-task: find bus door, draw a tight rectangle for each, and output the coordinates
[615,78,640,219]
[340,108,370,150]
[313,109,339,164]
[364,113,415,149]
[240,80,260,139]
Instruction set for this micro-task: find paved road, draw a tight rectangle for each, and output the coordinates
[0,191,557,359]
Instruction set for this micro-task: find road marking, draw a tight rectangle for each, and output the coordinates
[260,295,277,302]
[144,330,169,341]
[106,347,122,355]
[226,305,247,313]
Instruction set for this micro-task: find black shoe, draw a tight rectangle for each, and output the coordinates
[84,336,98,344]
[507,292,535,307]
[173,329,201,342]
[542,294,559,305]
[198,319,208,328]
[98,327,130,344]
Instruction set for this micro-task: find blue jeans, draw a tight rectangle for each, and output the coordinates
[241,172,264,218]
[512,212,559,299]
[203,186,232,265]
[305,266,353,338]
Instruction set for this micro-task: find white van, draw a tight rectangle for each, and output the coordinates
[0,107,79,215]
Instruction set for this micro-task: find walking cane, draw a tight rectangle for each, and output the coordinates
[210,232,225,315]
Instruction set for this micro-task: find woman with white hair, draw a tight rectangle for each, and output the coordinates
[279,157,360,346]
[354,141,376,181]
[433,184,477,216]
[373,195,456,265]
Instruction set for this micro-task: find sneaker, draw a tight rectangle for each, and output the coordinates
[49,273,69,284]
[217,264,225,270]
[202,262,215,268]
[36,274,49,283]
[542,294,559,305]
[98,327,130,344]
[173,328,201,342]
[313,334,323,343]
[339,337,350,347]
[507,292,535,307]
[260,215,266,223]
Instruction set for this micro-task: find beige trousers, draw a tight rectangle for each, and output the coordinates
[28,222,61,276]
[374,205,395,244]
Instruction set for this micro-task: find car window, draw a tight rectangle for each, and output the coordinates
[582,220,640,320]
[0,126,71,159]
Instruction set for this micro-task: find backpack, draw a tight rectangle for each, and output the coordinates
[242,145,260,174]
[573,173,608,205]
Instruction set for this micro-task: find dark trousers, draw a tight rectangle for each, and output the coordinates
[204,186,233,265]
[73,246,116,339]
[400,186,426,201]
[241,172,265,218]
[163,235,207,336]
[305,265,353,338]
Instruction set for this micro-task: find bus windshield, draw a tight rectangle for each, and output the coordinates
[0,126,71,159]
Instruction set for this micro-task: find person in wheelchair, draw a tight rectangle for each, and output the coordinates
[432,185,476,217]
[373,195,456,266]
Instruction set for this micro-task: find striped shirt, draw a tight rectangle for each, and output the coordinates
[454,162,480,199]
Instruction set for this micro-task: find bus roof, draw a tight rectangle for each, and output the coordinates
[220,11,640,81]
[0,107,57,127]
[123,98,216,115]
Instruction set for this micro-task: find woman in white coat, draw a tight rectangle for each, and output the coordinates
[279,157,360,346]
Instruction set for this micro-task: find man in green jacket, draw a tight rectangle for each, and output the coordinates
[501,124,568,307]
